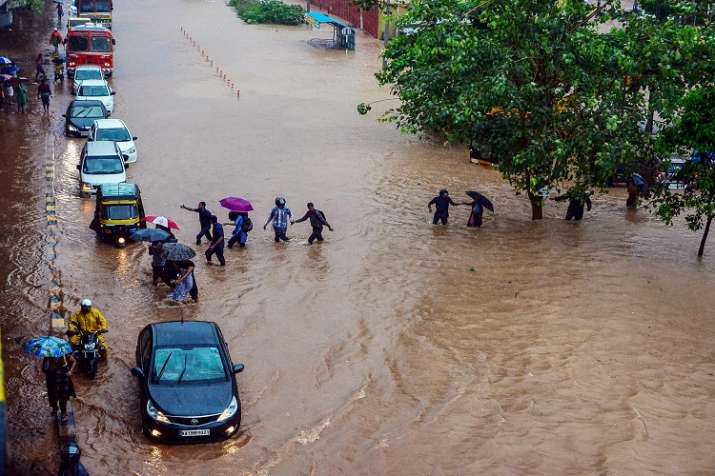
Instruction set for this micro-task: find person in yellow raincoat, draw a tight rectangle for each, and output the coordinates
[68,299,109,352]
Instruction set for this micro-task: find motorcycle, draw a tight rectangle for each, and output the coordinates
[74,329,107,378]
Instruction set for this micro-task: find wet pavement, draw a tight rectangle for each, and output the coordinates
[2,0,715,474]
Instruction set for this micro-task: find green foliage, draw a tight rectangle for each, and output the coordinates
[378,0,637,218]
[651,87,715,256]
[228,0,305,25]
[8,0,44,12]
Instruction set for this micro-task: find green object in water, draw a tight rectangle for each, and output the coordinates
[469,267,475,272]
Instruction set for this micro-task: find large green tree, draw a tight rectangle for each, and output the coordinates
[652,87,715,257]
[378,0,639,219]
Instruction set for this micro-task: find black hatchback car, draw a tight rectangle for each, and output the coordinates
[63,99,108,137]
[131,321,245,442]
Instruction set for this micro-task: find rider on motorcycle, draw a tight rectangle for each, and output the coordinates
[68,299,109,353]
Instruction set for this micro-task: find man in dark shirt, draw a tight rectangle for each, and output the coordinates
[181,201,213,245]
[205,215,226,266]
[428,189,462,225]
[292,202,333,244]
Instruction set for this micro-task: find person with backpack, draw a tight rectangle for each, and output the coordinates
[227,211,252,249]
[292,202,333,244]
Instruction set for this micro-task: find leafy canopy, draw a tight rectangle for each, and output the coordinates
[378,0,636,217]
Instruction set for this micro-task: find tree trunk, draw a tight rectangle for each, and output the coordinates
[698,215,713,257]
[528,192,543,220]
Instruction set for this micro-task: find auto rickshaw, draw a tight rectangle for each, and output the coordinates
[91,183,146,247]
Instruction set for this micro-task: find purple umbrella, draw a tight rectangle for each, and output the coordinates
[219,197,254,212]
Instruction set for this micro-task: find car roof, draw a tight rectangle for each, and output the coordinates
[94,118,126,129]
[151,321,221,347]
[99,182,139,198]
[78,79,109,88]
[86,140,120,155]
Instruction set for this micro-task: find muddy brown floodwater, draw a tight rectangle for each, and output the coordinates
[2,0,715,475]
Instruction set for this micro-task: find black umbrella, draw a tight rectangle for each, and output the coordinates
[465,191,494,212]
[161,243,196,261]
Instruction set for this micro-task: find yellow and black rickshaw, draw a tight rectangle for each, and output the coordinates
[91,183,145,247]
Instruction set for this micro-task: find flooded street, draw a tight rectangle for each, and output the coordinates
[3,0,715,474]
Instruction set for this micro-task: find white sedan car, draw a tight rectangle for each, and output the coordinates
[90,119,138,164]
[76,79,115,115]
[72,64,104,94]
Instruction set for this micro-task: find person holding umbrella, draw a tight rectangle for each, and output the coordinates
[23,336,75,421]
[219,196,254,249]
[181,202,213,245]
[465,191,495,228]
[161,243,198,301]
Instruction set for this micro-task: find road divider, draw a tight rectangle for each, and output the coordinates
[180,26,241,98]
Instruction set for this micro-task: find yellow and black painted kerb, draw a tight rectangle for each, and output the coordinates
[0,330,6,473]
[45,139,78,457]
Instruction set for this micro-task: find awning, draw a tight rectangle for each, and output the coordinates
[306,11,348,29]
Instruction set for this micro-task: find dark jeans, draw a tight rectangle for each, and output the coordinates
[433,212,448,225]
[227,234,245,248]
[308,227,324,244]
[565,201,584,221]
[196,225,212,244]
[205,244,225,265]
[46,373,74,414]
[274,227,289,242]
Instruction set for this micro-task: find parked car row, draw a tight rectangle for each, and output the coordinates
[60,23,246,444]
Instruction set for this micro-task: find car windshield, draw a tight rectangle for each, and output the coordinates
[102,204,136,220]
[70,105,105,118]
[75,69,102,81]
[79,0,111,12]
[83,157,123,174]
[152,346,227,385]
[96,127,130,141]
[91,37,112,53]
[79,85,109,97]
[68,36,90,52]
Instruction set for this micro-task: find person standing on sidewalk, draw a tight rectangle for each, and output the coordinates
[42,353,76,422]
[264,197,292,242]
[38,78,51,113]
[56,2,64,26]
[50,28,63,54]
[181,201,213,245]
[15,80,27,113]
[205,215,226,265]
[292,202,333,244]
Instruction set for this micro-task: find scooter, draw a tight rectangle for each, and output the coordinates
[74,329,107,378]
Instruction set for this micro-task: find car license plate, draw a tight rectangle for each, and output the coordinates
[180,429,209,437]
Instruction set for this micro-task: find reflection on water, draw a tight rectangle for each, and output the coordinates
[2,0,715,475]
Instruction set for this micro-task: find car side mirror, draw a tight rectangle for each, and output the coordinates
[132,136,138,141]
[122,154,129,161]
[76,164,80,170]
[232,363,245,374]
[111,91,116,95]
[131,367,144,378]
[111,39,116,45]
[87,137,93,141]
[61,113,66,117]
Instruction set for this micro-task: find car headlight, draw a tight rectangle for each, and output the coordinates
[146,400,170,423]
[81,183,91,192]
[127,147,136,154]
[216,396,238,422]
[68,124,79,132]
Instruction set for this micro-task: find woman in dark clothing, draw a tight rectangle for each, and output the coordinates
[466,200,484,227]
[43,354,76,421]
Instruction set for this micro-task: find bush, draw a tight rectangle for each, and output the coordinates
[228,0,305,25]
